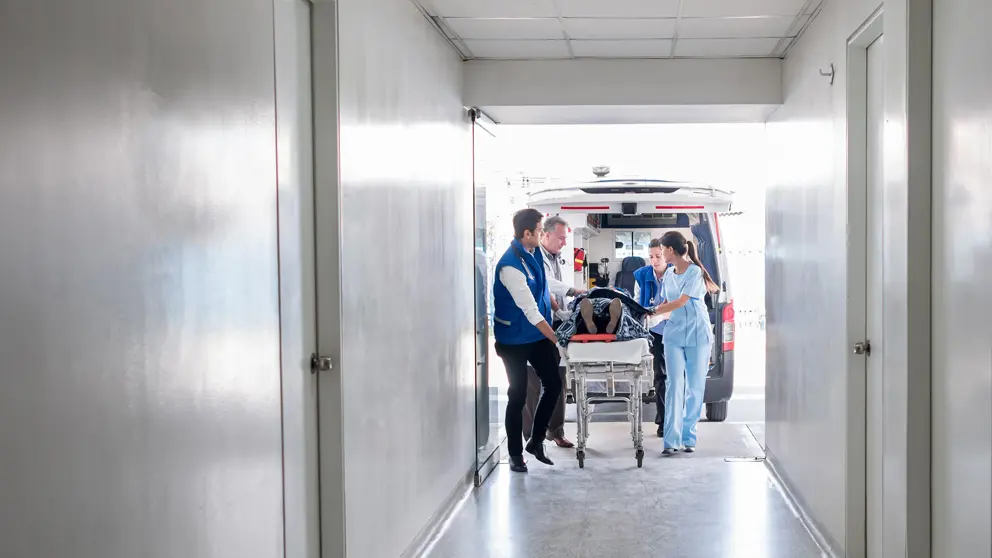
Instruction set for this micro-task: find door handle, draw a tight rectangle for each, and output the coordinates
[853,341,871,356]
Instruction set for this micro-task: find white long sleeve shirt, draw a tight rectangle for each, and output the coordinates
[539,245,574,321]
[498,267,547,326]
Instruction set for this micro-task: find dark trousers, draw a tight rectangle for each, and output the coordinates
[495,338,563,457]
[523,363,567,440]
[523,319,566,440]
[651,332,667,425]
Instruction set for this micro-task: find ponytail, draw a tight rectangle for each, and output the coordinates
[686,240,719,293]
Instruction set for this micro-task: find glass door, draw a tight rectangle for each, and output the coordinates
[472,109,504,485]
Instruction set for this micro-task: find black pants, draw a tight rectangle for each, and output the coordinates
[523,320,566,440]
[495,338,563,457]
[651,332,667,425]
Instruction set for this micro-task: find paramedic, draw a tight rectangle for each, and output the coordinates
[651,231,719,455]
[493,208,562,473]
[633,238,671,438]
[522,215,584,449]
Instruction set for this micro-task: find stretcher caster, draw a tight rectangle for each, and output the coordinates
[577,450,585,468]
[635,449,644,468]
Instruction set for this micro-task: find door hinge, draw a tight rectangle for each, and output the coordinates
[310,353,333,374]
[853,341,871,356]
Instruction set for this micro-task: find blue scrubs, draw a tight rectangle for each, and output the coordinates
[660,264,714,450]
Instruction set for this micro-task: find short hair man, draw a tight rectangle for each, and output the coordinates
[492,208,562,473]
[522,215,585,449]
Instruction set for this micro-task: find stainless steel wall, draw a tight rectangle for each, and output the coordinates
[0,1,285,557]
[932,0,992,554]
[335,0,475,556]
[765,0,929,556]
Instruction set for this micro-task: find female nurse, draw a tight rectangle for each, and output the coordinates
[651,231,719,455]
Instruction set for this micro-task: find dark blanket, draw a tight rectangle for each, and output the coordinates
[556,287,653,347]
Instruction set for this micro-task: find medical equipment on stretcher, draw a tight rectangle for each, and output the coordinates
[563,334,653,468]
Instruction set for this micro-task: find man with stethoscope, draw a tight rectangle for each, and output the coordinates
[522,215,585,449]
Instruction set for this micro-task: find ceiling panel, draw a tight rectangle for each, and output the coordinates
[677,16,795,39]
[681,0,809,18]
[571,39,673,57]
[675,38,781,57]
[463,39,571,59]
[563,18,677,39]
[427,0,558,18]
[558,0,681,18]
[445,17,564,40]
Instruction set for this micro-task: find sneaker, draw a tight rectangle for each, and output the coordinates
[662,448,678,456]
[683,446,695,453]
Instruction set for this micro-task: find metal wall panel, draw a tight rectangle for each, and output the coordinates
[0,1,285,557]
[335,0,475,556]
[932,0,992,554]
[764,0,931,554]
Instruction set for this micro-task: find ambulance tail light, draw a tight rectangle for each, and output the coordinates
[722,301,735,352]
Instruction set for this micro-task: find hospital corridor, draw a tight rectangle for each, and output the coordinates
[1,0,989,557]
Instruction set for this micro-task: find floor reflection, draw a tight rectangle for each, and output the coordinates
[429,423,823,558]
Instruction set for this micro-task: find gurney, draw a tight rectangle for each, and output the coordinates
[563,334,653,468]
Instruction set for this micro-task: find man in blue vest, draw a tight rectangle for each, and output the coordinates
[493,208,563,473]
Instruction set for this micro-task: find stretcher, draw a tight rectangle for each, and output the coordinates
[563,334,653,468]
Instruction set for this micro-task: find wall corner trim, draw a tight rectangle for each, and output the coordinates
[399,464,475,558]
[765,449,845,558]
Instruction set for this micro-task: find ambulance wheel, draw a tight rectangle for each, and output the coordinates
[706,402,729,422]
[577,450,585,468]
[636,449,644,468]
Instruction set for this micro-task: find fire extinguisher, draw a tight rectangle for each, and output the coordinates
[573,248,586,272]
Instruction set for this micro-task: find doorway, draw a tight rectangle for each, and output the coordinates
[846,10,884,558]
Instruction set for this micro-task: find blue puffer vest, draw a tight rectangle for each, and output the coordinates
[492,239,552,345]
[633,265,666,308]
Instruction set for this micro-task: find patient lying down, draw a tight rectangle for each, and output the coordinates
[555,288,653,346]
[576,298,622,335]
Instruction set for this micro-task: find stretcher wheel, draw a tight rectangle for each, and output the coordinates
[636,449,644,468]
[577,450,585,468]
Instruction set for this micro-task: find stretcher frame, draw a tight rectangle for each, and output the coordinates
[564,347,653,468]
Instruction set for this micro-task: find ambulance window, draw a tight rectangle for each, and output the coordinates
[614,232,632,259]
[633,232,651,259]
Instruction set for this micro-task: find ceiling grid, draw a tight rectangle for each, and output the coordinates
[411,0,823,60]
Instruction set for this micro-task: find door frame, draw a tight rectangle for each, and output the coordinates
[311,2,347,557]
[845,10,883,558]
[273,0,321,556]
[470,107,501,487]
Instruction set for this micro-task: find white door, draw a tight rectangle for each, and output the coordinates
[274,0,322,556]
[865,33,885,558]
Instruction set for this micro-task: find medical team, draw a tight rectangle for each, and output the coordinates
[494,209,720,467]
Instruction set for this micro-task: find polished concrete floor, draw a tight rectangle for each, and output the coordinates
[426,423,823,558]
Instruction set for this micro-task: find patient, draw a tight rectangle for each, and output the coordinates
[576,298,623,335]
[555,287,653,346]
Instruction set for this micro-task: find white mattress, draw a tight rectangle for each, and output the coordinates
[565,338,651,365]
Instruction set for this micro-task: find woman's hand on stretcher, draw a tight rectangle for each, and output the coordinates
[647,302,671,320]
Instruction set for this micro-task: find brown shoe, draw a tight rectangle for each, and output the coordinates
[605,298,622,334]
[579,299,597,334]
[549,436,575,448]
